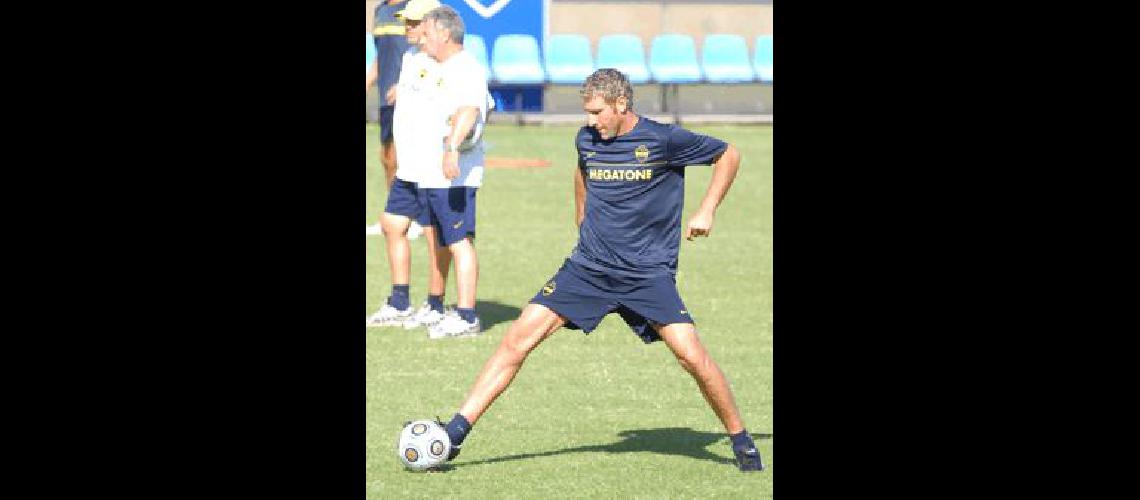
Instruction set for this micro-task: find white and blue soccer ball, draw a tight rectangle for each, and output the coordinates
[396,420,451,471]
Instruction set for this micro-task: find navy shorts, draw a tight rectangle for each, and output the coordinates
[530,259,693,344]
[379,105,395,144]
[424,187,477,247]
[384,178,430,226]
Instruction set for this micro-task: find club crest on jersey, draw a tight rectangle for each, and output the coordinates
[635,144,650,163]
[542,280,556,296]
[419,68,427,79]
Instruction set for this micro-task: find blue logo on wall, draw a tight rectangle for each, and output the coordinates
[460,0,516,19]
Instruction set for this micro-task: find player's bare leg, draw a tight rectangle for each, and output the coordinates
[655,323,744,433]
[429,236,480,337]
[458,304,565,424]
[400,225,450,330]
[424,226,452,298]
[380,212,412,285]
[367,212,415,327]
[655,322,764,471]
[449,237,477,310]
[380,141,397,189]
[438,304,564,460]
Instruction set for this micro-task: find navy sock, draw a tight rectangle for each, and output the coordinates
[457,307,476,323]
[445,413,471,447]
[427,295,444,313]
[388,285,410,310]
[730,429,755,451]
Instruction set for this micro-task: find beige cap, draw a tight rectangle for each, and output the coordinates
[395,0,442,21]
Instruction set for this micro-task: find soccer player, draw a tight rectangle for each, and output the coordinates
[415,5,491,338]
[367,0,450,329]
[434,68,764,471]
[367,0,422,239]
[370,0,409,190]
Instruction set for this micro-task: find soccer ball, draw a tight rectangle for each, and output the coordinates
[396,420,452,471]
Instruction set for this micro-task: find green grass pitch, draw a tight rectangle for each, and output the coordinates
[366,122,772,498]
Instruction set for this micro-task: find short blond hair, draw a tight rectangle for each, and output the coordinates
[580,68,634,108]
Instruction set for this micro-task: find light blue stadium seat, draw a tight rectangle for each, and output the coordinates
[754,34,773,83]
[464,34,490,80]
[702,34,755,83]
[649,34,702,83]
[491,34,546,84]
[596,34,650,84]
[545,34,594,84]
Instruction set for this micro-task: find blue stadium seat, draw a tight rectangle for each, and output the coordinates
[491,34,546,84]
[649,34,702,83]
[545,34,594,84]
[754,35,773,83]
[464,34,490,80]
[702,34,755,83]
[596,34,650,84]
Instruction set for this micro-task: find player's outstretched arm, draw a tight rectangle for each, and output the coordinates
[685,144,741,240]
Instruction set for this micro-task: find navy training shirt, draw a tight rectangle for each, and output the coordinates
[570,116,728,279]
[372,1,410,106]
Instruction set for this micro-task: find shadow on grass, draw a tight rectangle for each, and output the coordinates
[457,427,773,468]
[475,300,522,331]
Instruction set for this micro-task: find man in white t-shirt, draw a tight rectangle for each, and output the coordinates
[417,5,490,338]
[367,0,448,329]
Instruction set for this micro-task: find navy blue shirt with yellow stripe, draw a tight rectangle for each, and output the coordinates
[571,116,728,279]
[372,1,410,103]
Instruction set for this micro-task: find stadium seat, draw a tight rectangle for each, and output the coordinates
[754,34,773,83]
[596,34,651,84]
[702,34,755,83]
[545,34,594,84]
[464,34,490,80]
[648,34,702,83]
[491,34,546,84]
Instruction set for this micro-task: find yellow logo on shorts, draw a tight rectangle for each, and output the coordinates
[542,280,556,296]
[452,220,463,229]
[635,144,650,163]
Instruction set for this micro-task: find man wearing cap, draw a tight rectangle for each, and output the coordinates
[367,0,423,239]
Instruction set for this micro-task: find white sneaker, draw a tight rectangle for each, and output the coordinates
[366,223,382,235]
[407,221,423,240]
[403,302,447,330]
[428,311,481,339]
[366,304,414,328]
